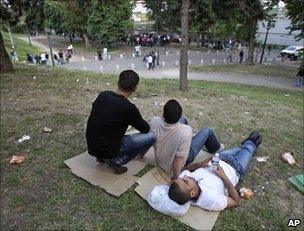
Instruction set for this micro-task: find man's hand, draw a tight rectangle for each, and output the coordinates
[214,166,227,179]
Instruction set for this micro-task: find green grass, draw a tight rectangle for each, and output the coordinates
[189,63,298,79]
[2,31,41,61]
[1,65,303,230]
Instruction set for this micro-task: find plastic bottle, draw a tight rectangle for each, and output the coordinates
[210,153,220,171]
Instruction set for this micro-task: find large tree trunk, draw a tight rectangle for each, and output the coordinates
[0,31,13,73]
[83,33,91,49]
[179,0,189,92]
[201,31,205,47]
[246,18,257,65]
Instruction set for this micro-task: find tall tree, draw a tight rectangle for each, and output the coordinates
[180,0,189,91]
[0,0,23,73]
[283,0,304,41]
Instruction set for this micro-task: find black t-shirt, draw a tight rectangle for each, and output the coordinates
[86,91,149,159]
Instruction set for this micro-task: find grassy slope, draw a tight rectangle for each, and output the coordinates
[3,32,40,61]
[189,63,298,79]
[1,65,303,230]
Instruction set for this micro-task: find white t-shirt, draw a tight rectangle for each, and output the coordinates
[149,116,192,173]
[40,53,46,61]
[148,56,153,63]
[179,160,239,211]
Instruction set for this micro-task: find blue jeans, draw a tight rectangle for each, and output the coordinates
[113,117,187,165]
[218,140,257,180]
[186,127,220,165]
[113,132,155,165]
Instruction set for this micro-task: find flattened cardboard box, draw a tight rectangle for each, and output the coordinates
[135,151,220,231]
[64,151,148,197]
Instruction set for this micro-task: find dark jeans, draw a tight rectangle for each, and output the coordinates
[113,132,155,165]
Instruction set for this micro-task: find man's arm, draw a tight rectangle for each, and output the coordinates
[184,156,212,172]
[171,156,186,180]
[129,106,150,133]
[214,166,240,208]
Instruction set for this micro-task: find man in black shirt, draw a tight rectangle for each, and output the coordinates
[86,70,155,174]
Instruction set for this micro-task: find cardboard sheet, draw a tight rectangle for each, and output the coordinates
[64,151,147,197]
[135,151,220,231]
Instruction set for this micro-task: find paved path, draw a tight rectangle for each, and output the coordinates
[19,36,302,91]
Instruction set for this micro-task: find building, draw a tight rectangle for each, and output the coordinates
[257,7,303,47]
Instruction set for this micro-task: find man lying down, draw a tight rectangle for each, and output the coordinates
[147,99,262,214]
[148,130,262,214]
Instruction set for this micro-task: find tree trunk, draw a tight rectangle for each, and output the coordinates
[69,34,73,43]
[0,31,13,73]
[196,31,200,48]
[83,33,91,49]
[179,0,189,92]
[246,18,257,65]
[201,31,205,47]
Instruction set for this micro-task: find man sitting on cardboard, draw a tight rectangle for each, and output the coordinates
[149,99,222,180]
[168,131,262,211]
[86,70,154,174]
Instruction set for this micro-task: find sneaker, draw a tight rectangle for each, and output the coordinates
[242,131,262,147]
[96,158,105,163]
[106,160,128,174]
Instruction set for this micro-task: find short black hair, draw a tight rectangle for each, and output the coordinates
[168,182,190,205]
[163,99,182,124]
[118,70,139,91]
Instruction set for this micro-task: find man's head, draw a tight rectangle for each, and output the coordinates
[118,70,139,92]
[163,99,182,124]
[168,176,199,205]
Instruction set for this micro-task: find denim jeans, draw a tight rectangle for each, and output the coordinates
[113,132,155,165]
[218,140,257,179]
[186,127,220,165]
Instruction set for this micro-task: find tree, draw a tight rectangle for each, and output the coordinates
[179,0,189,91]
[284,0,304,41]
[0,0,23,73]
[145,0,181,34]
[189,0,215,47]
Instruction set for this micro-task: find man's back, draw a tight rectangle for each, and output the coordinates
[86,91,149,159]
[150,116,192,172]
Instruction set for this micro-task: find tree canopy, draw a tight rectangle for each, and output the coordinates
[283,0,304,40]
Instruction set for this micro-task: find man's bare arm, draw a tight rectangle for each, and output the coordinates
[214,166,240,208]
[184,156,212,172]
[171,156,186,180]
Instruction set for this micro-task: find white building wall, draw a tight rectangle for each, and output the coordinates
[257,10,304,47]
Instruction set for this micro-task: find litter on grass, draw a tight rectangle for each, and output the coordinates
[10,155,26,164]
[239,187,253,198]
[254,156,270,162]
[43,127,53,133]
[281,152,296,165]
[17,135,30,143]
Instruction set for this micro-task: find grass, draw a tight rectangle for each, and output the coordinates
[1,65,303,230]
[189,63,298,79]
[2,31,41,62]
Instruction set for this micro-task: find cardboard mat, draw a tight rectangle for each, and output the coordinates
[135,151,220,231]
[64,151,147,197]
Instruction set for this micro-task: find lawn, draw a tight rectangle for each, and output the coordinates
[2,31,41,62]
[189,63,298,79]
[1,65,303,230]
